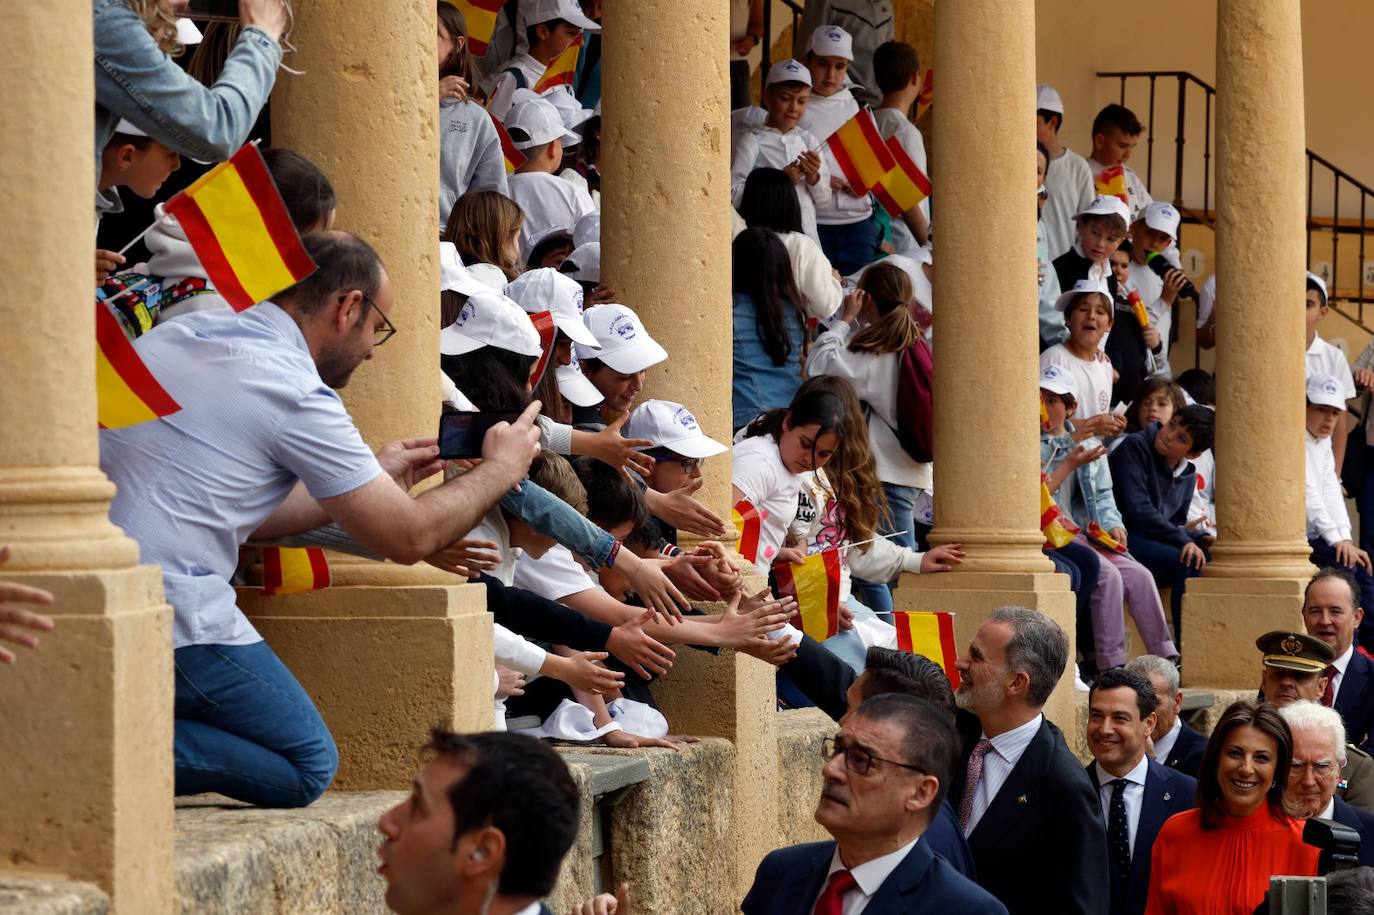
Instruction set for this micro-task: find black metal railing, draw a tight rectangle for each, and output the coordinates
[1099,70,1374,333]
[760,0,805,77]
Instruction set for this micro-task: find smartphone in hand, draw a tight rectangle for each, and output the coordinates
[437,411,522,460]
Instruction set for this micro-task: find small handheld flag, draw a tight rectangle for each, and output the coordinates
[915,68,933,121]
[1127,288,1150,328]
[164,144,317,313]
[442,0,505,56]
[96,298,181,429]
[1086,522,1128,554]
[732,500,764,565]
[872,135,931,217]
[892,610,959,688]
[1094,164,1128,204]
[1040,474,1079,548]
[1040,397,1052,432]
[773,549,843,642]
[533,34,582,93]
[260,547,331,596]
[489,111,527,174]
[528,310,557,387]
[825,107,896,197]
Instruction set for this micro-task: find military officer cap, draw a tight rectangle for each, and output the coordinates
[1256,630,1335,673]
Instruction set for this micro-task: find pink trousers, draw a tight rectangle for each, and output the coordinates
[1076,533,1179,668]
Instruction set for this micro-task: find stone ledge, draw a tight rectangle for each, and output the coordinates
[0,876,108,915]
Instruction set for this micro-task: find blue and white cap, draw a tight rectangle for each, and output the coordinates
[624,399,728,459]
[766,59,812,88]
[1053,276,1113,313]
[577,304,667,373]
[1039,364,1078,402]
[1306,373,1346,410]
[808,25,853,60]
[440,290,542,357]
[1307,271,1329,307]
[504,268,599,346]
[1142,202,1181,240]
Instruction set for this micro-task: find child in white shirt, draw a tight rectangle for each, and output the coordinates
[1305,374,1374,615]
[505,97,598,263]
[1125,203,1190,379]
[1306,271,1357,474]
[1087,103,1153,221]
[1036,84,1096,261]
[484,0,599,119]
[1041,278,1124,430]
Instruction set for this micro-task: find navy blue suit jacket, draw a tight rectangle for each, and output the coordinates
[741,836,1007,915]
[1086,757,1196,915]
[1335,649,1374,753]
[926,799,976,878]
[1332,795,1374,866]
[1163,721,1208,778]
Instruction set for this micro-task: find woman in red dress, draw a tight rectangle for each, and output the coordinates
[1147,700,1320,914]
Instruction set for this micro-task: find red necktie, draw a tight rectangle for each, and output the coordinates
[813,869,857,915]
[1322,664,1338,706]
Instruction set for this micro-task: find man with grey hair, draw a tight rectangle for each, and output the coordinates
[1126,655,1206,777]
[948,607,1108,914]
[1277,701,1374,865]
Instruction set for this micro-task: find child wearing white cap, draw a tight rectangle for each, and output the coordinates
[793,0,895,106]
[1305,374,1374,613]
[484,0,599,119]
[872,41,930,255]
[624,400,729,516]
[1040,278,1125,431]
[96,122,184,282]
[506,96,598,263]
[572,304,669,425]
[799,26,880,276]
[1036,83,1096,261]
[1123,202,1188,378]
[1305,271,1357,475]
[730,59,831,246]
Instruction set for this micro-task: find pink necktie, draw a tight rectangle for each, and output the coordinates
[813,869,857,915]
[959,738,995,833]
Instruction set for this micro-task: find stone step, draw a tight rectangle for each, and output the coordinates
[0,876,108,915]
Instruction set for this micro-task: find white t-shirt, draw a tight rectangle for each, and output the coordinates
[1126,259,1174,379]
[800,89,872,226]
[1041,343,1114,419]
[873,107,930,253]
[1306,334,1357,400]
[1188,448,1216,537]
[1306,431,1352,545]
[1042,147,1095,261]
[513,543,598,601]
[732,433,803,574]
[730,124,831,245]
[466,508,548,676]
[508,170,599,262]
[1088,157,1153,222]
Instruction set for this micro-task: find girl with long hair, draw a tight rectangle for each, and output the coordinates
[737,168,845,322]
[732,227,807,430]
[443,190,525,280]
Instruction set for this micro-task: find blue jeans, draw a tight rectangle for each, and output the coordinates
[174,641,337,807]
[1309,538,1374,649]
[1048,540,1101,657]
[817,216,881,277]
[850,482,920,616]
[1128,534,1205,644]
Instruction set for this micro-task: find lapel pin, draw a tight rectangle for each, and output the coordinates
[1017,794,1028,804]
[1163,792,1172,801]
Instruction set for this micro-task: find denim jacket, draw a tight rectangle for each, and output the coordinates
[94,0,280,164]
[1041,426,1124,532]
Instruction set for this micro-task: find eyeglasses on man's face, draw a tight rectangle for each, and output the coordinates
[1290,759,1338,780]
[362,294,397,347]
[822,736,925,777]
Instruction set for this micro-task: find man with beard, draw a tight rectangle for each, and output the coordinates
[946,607,1108,914]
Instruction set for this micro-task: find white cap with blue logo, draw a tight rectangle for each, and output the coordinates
[624,399,728,459]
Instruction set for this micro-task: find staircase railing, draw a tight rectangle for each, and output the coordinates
[760,0,806,78]
[1098,70,1374,333]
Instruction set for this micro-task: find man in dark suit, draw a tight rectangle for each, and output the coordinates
[377,729,578,915]
[1085,668,1196,915]
[947,607,1109,915]
[1302,568,1374,752]
[1126,655,1206,777]
[743,694,1006,914]
[1279,701,1374,866]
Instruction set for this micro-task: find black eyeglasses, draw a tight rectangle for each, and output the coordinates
[362,294,398,347]
[645,449,702,473]
[822,737,925,777]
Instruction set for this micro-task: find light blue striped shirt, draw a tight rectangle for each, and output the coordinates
[100,302,382,648]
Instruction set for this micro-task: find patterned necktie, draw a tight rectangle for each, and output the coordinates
[1107,778,1132,904]
[813,869,857,915]
[959,738,995,833]
[1322,664,1338,706]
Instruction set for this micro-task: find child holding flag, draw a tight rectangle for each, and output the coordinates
[1088,103,1153,220]
[485,0,599,119]
[872,40,930,255]
[1104,243,1157,406]
[1125,202,1189,379]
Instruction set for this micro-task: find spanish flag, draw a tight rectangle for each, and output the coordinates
[528,310,557,386]
[442,0,505,56]
[1127,288,1150,328]
[164,144,317,313]
[489,111,527,174]
[533,34,582,93]
[732,500,764,565]
[914,68,933,121]
[825,107,896,197]
[260,547,331,596]
[1040,397,1051,432]
[1087,522,1128,554]
[96,298,181,429]
[872,136,931,218]
[1040,474,1079,548]
[892,610,959,688]
[1095,164,1129,204]
[773,548,842,642]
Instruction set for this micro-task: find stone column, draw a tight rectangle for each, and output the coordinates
[251,0,495,788]
[889,0,1078,727]
[0,4,174,911]
[601,0,779,899]
[1180,0,1312,688]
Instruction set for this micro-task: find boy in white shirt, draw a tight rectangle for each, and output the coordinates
[872,40,930,256]
[1041,278,1120,424]
[1036,84,1096,261]
[485,0,599,119]
[1125,202,1191,378]
[1088,104,1153,221]
[506,96,598,263]
[798,26,879,275]
[1305,375,1374,615]
[731,59,830,245]
[1306,271,1357,474]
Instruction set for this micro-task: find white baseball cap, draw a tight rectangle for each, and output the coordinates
[1054,276,1113,312]
[504,268,600,347]
[439,242,488,296]
[506,97,581,149]
[440,290,543,357]
[175,18,203,45]
[807,25,854,61]
[1039,364,1078,401]
[766,59,812,88]
[573,211,600,248]
[1076,195,1132,225]
[1036,84,1064,115]
[1140,202,1181,240]
[557,350,604,407]
[561,242,600,284]
[624,400,728,459]
[525,0,600,31]
[112,119,212,164]
[512,87,593,133]
[1307,271,1329,306]
[467,262,509,292]
[1307,373,1347,410]
[576,303,668,373]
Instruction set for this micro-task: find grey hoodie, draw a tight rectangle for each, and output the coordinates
[439,99,509,228]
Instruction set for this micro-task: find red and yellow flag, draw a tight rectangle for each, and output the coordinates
[872,135,931,217]
[1127,288,1150,328]
[489,111,527,174]
[96,299,181,429]
[1095,164,1129,204]
[260,547,331,596]
[826,108,896,197]
[1040,474,1079,548]
[528,310,557,386]
[732,500,764,565]
[1040,397,1052,432]
[1086,521,1128,554]
[773,548,842,642]
[892,610,959,688]
[533,34,582,93]
[442,0,505,56]
[164,144,317,313]
[914,68,934,121]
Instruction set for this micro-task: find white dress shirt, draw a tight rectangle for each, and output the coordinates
[1152,716,1182,763]
[1332,643,1355,702]
[816,837,919,915]
[1095,754,1149,857]
[965,713,1044,836]
[1306,430,1353,546]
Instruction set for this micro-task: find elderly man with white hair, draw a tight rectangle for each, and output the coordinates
[1277,701,1374,865]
